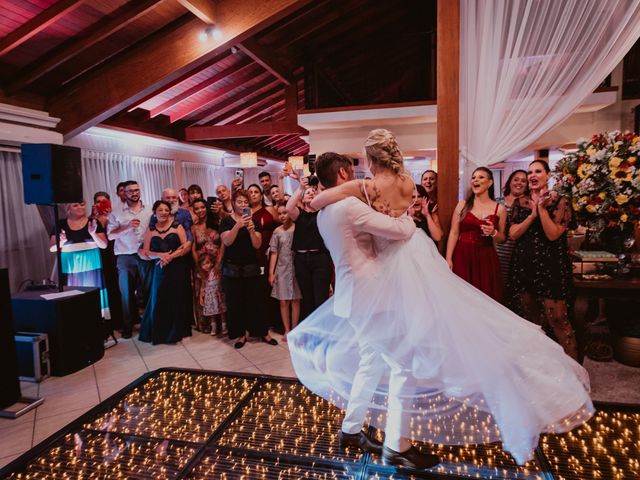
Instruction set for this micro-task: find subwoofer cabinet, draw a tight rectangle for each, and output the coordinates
[11,287,104,376]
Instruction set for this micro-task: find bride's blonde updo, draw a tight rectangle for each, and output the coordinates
[363,128,405,174]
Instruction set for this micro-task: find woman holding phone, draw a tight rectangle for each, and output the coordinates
[219,189,278,348]
[446,166,507,301]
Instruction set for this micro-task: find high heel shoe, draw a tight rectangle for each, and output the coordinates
[234,337,247,349]
[262,336,278,346]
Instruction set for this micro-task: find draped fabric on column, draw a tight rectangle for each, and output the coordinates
[460,0,640,170]
[81,150,176,206]
[0,151,54,291]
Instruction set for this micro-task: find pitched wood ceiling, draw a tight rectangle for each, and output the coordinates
[0,0,436,160]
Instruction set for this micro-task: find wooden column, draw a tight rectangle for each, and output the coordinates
[437,0,460,249]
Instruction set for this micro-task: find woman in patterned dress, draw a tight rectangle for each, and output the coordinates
[268,202,301,342]
[508,160,578,359]
[191,198,225,333]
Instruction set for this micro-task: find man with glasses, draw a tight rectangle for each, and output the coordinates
[107,180,152,338]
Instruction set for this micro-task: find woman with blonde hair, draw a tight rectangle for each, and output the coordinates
[50,201,110,318]
[289,128,593,469]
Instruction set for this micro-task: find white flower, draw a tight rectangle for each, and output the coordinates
[595,149,606,160]
[577,137,588,146]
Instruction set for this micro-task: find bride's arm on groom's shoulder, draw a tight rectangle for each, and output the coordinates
[310,180,363,210]
[445,201,465,269]
[351,202,416,240]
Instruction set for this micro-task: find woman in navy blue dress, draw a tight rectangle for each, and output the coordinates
[139,201,193,344]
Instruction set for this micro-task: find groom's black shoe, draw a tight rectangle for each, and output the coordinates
[338,430,383,454]
[383,445,440,470]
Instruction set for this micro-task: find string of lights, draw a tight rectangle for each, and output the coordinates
[1,369,638,479]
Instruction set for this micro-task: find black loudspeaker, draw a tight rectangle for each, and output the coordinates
[11,287,104,376]
[21,144,82,205]
[0,269,21,409]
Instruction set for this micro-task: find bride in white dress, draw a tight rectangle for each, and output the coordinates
[287,129,594,465]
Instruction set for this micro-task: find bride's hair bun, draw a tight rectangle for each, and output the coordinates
[364,128,405,173]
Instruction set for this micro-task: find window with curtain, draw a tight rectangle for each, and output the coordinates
[180,162,281,196]
[0,151,55,292]
[81,150,176,206]
[181,162,230,197]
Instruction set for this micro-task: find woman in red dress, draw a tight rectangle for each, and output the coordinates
[446,167,507,301]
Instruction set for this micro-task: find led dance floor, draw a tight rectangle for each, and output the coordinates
[0,368,638,479]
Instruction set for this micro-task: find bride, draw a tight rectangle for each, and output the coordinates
[287,128,594,466]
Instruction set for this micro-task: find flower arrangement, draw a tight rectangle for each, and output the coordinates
[553,131,640,251]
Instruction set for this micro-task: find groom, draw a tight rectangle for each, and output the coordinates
[314,152,440,470]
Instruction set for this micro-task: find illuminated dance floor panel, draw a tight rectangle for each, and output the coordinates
[1,369,638,479]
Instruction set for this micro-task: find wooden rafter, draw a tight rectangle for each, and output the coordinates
[224,94,284,125]
[127,50,232,112]
[49,0,313,139]
[243,105,286,125]
[237,38,292,85]
[176,0,216,24]
[191,78,280,125]
[150,56,253,118]
[0,0,85,56]
[185,122,307,140]
[6,0,164,93]
[199,84,282,126]
[168,65,264,122]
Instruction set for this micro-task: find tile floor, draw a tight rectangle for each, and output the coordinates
[1,330,639,470]
[0,330,295,469]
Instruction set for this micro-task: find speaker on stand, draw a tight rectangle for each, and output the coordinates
[21,143,83,292]
[0,269,44,419]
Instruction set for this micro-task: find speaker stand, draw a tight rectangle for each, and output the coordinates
[52,204,64,292]
[0,396,45,419]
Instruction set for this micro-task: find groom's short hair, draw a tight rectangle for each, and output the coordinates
[316,152,353,188]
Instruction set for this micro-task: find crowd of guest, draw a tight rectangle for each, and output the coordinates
[49,171,318,348]
[49,157,580,360]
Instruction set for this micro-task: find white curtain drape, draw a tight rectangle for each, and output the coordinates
[0,151,54,291]
[82,150,176,206]
[181,162,232,197]
[460,0,640,169]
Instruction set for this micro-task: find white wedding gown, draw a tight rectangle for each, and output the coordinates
[288,223,594,465]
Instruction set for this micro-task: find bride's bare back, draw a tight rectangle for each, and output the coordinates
[310,173,414,218]
[361,174,415,218]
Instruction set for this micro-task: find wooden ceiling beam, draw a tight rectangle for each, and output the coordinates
[237,37,293,85]
[6,0,164,93]
[275,135,303,150]
[168,65,264,122]
[199,84,282,126]
[257,134,293,149]
[291,142,310,155]
[176,0,216,24]
[48,0,313,139]
[283,82,299,122]
[234,98,285,125]
[127,50,232,112]
[191,78,279,125]
[150,56,253,118]
[0,0,85,56]
[185,121,307,140]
